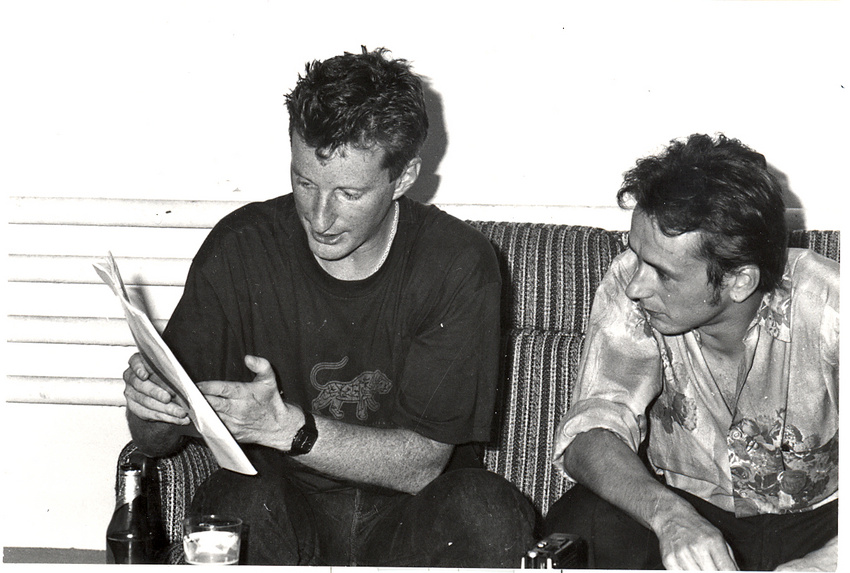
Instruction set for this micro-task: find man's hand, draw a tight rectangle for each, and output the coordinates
[774,536,836,571]
[653,501,737,571]
[197,355,304,449]
[123,352,191,425]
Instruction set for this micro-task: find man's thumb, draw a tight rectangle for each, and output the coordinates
[244,355,275,384]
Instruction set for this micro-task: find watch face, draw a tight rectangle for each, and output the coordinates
[290,413,318,456]
[292,428,317,454]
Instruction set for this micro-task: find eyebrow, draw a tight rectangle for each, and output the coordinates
[291,166,309,180]
[628,237,679,278]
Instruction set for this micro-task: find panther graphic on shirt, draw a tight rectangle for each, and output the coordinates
[310,356,393,420]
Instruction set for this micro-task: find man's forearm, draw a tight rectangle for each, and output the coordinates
[294,416,454,494]
[563,428,696,533]
[194,365,455,494]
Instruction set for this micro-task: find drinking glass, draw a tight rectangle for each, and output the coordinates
[183,514,242,565]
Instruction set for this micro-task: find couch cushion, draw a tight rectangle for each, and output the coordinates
[483,328,583,515]
[468,222,628,334]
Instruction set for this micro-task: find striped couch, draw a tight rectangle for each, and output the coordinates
[117,222,840,563]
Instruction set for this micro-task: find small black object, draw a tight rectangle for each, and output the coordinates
[521,533,588,569]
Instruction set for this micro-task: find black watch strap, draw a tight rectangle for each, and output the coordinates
[289,409,318,456]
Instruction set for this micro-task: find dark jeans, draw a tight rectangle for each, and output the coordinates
[190,456,536,566]
[544,484,838,570]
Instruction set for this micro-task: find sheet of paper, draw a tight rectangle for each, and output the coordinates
[94,252,257,475]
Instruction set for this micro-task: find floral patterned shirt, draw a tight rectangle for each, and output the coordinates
[553,248,839,517]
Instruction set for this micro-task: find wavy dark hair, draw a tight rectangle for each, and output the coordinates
[617,133,787,293]
[285,47,428,181]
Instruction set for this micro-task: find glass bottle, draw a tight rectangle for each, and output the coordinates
[106,462,155,564]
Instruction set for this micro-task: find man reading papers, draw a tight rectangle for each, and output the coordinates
[121,47,535,566]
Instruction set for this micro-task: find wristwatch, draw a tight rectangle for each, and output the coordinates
[289,409,318,456]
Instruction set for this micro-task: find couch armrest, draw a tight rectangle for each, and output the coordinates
[116,439,219,562]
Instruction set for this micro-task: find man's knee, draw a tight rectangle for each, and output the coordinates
[420,469,536,565]
[427,469,535,521]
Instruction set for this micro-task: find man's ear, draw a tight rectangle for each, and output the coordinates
[727,265,761,303]
[392,157,421,200]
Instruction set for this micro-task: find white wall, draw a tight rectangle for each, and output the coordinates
[4,0,848,224]
[3,0,847,552]
[2,404,131,550]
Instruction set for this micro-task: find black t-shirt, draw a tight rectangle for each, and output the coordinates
[163,194,502,486]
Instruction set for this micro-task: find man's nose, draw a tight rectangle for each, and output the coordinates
[625,266,652,301]
[310,191,336,233]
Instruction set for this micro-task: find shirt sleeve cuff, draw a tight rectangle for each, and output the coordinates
[551,398,646,482]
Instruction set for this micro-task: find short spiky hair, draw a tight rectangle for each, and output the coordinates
[285,47,429,181]
[617,133,787,293]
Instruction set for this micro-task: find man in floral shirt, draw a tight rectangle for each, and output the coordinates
[546,134,838,570]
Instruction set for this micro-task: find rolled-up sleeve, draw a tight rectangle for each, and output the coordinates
[552,251,663,481]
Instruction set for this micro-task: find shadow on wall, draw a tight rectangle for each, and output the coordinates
[407,80,447,205]
[769,163,806,231]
